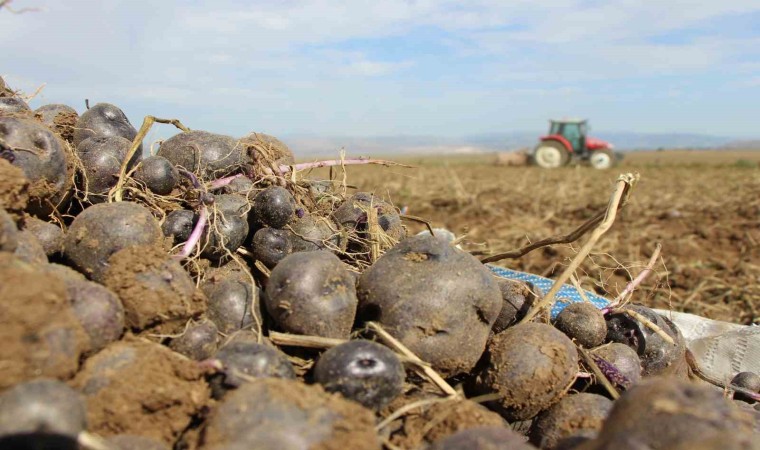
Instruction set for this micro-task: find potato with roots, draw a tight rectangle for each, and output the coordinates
[430,427,537,450]
[553,302,607,348]
[239,131,295,166]
[72,103,141,153]
[169,319,219,361]
[529,393,613,449]
[580,377,758,450]
[162,209,196,245]
[357,234,502,376]
[286,213,344,253]
[76,135,139,203]
[265,250,358,339]
[475,322,579,421]
[331,192,407,248]
[201,265,258,335]
[201,378,379,450]
[202,194,249,261]
[63,201,163,282]
[0,116,72,217]
[157,130,244,179]
[35,104,78,143]
[23,215,64,256]
[134,155,179,196]
[0,379,87,450]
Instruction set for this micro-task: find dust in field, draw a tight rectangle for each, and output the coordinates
[303,152,760,324]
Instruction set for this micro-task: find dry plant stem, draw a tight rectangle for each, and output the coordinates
[606,243,663,309]
[570,274,591,304]
[78,431,117,450]
[281,158,407,174]
[618,308,676,345]
[685,350,760,401]
[178,205,208,259]
[400,214,436,236]
[367,322,459,398]
[376,397,452,431]
[269,331,347,349]
[110,116,190,202]
[520,174,637,324]
[578,347,620,400]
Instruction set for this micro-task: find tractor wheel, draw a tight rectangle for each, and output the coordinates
[589,149,616,170]
[532,141,569,169]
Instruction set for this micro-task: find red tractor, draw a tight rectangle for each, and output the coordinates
[530,119,617,169]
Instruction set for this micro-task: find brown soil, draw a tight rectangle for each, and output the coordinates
[71,337,211,446]
[0,253,89,390]
[388,397,507,449]
[201,377,380,450]
[0,158,29,221]
[103,245,206,334]
[50,110,78,143]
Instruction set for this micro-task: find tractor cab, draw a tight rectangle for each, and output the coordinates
[531,119,616,169]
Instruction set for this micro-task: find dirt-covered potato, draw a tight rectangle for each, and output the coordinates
[529,393,612,449]
[63,201,163,282]
[72,338,210,446]
[35,104,78,143]
[580,377,757,450]
[357,234,502,376]
[553,302,607,348]
[430,427,536,450]
[201,263,258,334]
[605,305,686,377]
[201,193,249,261]
[157,130,243,179]
[22,215,63,256]
[76,135,137,202]
[0,208,18,252]
[314,340,405,410]
[475,322,579,421]
[210,341,295,397]
[0,379,86,448]
[286,213,344,253]
[493,277,535,333]
[265,250,358,339]
[103,245,205,333]
[590,343,642,386]
[0,158,29,220]
[169,319,219,361]
[72,103,141,153]
[0,116,72,217]
[0,254,89,389]
[12,229,47,264]
[239,131,295,166]
[134,155,179,196]
[201,378,379,450]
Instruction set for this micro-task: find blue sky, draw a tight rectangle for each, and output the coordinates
[2,0,759,142]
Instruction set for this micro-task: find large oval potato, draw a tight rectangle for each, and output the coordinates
[356,234,502,376]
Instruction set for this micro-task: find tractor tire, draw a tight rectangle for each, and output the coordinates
[532,141,569,169]
[589,149,616,170]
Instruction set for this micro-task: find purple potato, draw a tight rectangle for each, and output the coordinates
[72,103,141,156]
[169,319,219,361]
[22,216,63,256]
[134,155,179,196]
[157,130,243,179]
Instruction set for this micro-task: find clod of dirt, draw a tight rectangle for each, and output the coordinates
[430,427,537,450]
[134,155,179,196]
[0,208,18,252]
[528,393,613,449]
[76,135,137,203]
[40,261,87,283]
[0,379,86,446]
[589,343,641,386]
[169,319,219,361]
[0,116,72,217]
[0,158,30,220]
[71,338,211,446]
[157,130,243,179]
[475,322,579,421]
[240,131,295,166]
[22,215,63,256]
[72,103,141,154]
[390,398,507,449]
[357,234,502,376]
[63,201,163,282]
[106,434,171,450]
[581,377,757,450]
[605,305,686,377]
[201,378,379,450]
[313,340,405,411]
[210,341,295,397]
[66,279,125,352]
[0,254,89,389]
[553,302,607,348]
[13,229,47,264]
[103,245,205,334]
[35,104,78,143]
[265,250,358,339]
[492,277,535,333]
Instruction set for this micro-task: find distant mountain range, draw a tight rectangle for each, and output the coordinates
[281,132,759,156]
